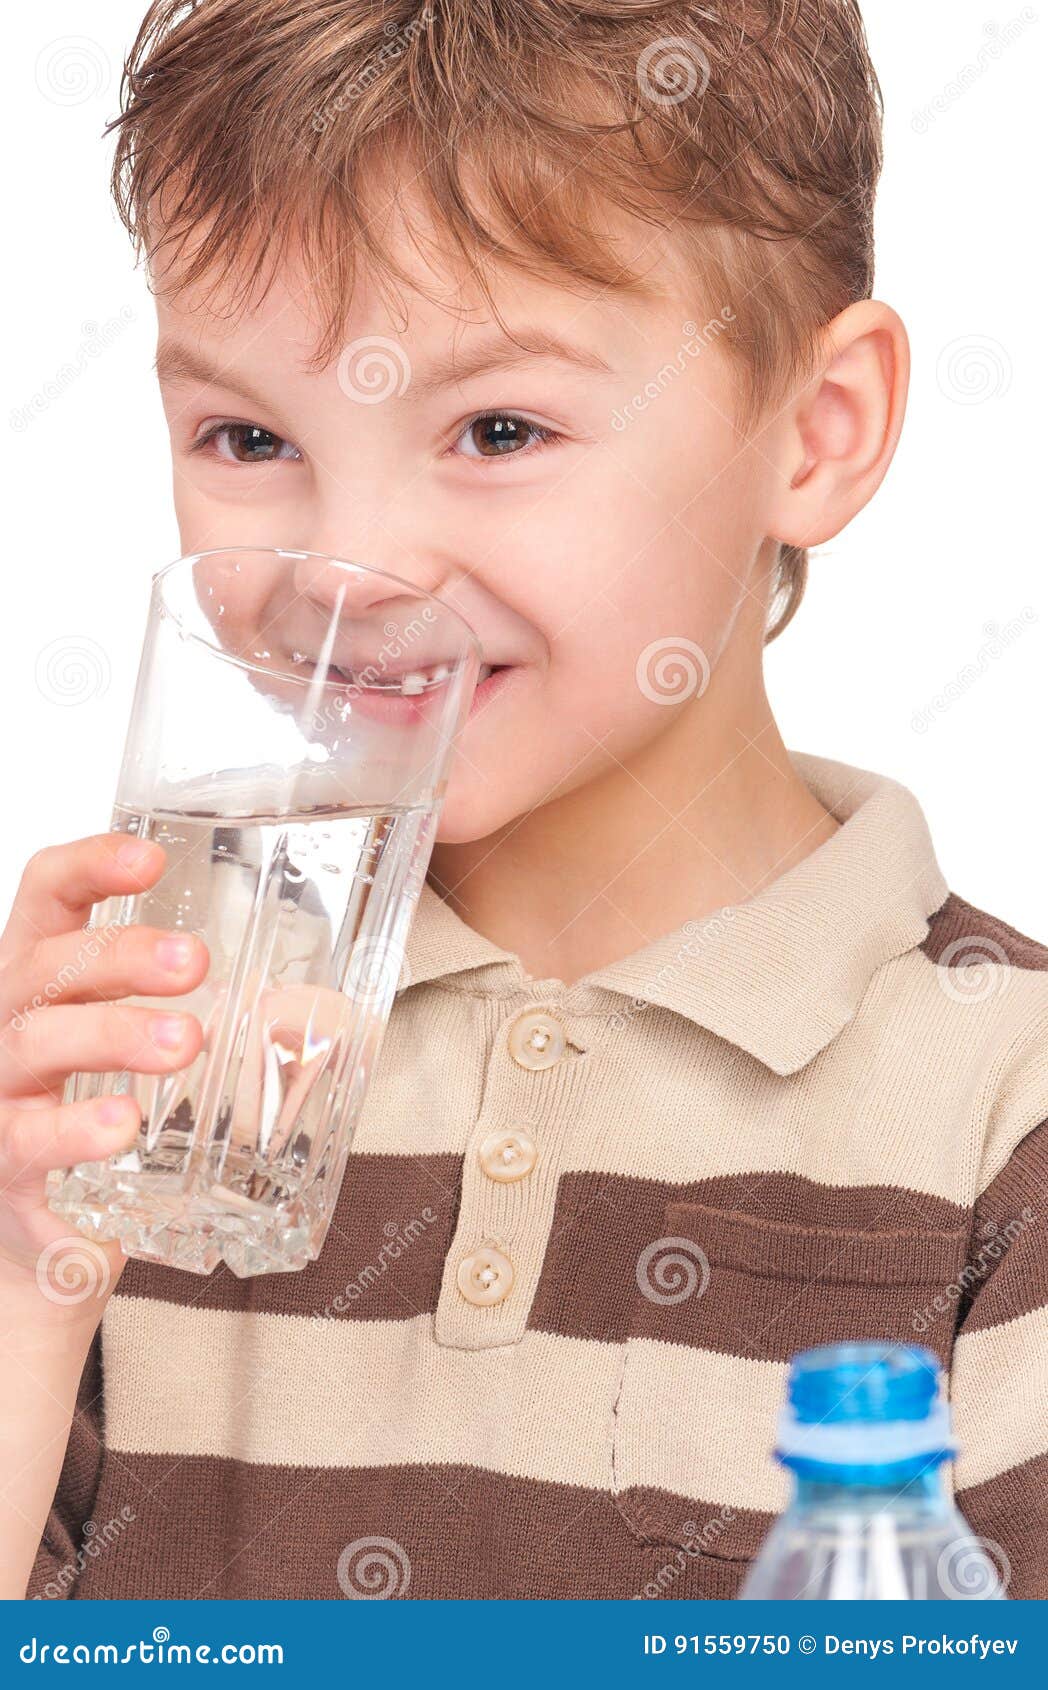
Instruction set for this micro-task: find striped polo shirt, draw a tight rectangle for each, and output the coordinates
[31,754,1048,1600]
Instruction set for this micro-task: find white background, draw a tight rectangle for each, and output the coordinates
[3,2,1044,934]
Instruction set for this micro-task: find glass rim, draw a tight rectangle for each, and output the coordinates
[151,545,483,686]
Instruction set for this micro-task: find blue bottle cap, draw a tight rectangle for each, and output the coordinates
[775,1341,956,1483]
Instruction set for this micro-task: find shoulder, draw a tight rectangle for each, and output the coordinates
[918,892,1048,1196]
[922,891,1048,975]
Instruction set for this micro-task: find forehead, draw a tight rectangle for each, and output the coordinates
[150,179,691,374]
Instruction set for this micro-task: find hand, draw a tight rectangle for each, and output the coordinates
[0,833,208,1315]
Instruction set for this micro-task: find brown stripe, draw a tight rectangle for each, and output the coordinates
[955,1450,1048,1600]
[112,1161,970,1362]
[617,1486,775,1561]
[961,1118,1048,1333]
[114,1152,463,1321]
[111,1158,996,1367]
[47,1454,752,1601]
[529,1170,969,1362]
[923,892,1048,970]
[635,1201,966,1364]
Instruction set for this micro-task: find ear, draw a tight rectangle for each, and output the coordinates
[763,300,909,549]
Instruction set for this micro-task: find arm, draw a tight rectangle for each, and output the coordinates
[1,1293,107,1600]
[0,833,205,1597]
[951,1115,1048,1599]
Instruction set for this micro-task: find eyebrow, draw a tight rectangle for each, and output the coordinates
[154,340,276,411]
[153,324,615,409]
[406,327,615,396]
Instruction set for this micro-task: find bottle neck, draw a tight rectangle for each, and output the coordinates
[790,1464,952,1517]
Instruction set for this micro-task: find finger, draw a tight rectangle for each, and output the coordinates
[2,925,208,1016]
[3,1002,203,1093]
[0,834,166,959]
[0,1094,142,1184]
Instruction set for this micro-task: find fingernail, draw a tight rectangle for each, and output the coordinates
[150,1014,186,1050]
[97,1097,138,1130]
[117,839,157,871]
[155,935,194,971]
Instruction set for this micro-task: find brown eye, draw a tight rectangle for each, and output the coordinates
[203,423,300,463]
[463,414,542,457]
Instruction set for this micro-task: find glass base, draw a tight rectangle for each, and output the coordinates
[46,1162,324,1277]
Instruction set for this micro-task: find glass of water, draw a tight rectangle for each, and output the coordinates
[47,548,479,1277]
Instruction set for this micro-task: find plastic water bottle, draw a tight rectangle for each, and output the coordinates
[739,1342,1007,1599]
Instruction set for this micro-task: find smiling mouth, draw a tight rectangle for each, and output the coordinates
[315,659,507,696]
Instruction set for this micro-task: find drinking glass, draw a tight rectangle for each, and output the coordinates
[47,548,479,1276]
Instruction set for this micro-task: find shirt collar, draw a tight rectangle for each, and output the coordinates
[402,753,949,1076]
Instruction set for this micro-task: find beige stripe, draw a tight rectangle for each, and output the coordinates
[613,1336,790,1515]
[361,953,1048,1207]
[103,1299,620,1488]
[952,1303,1048,1489]
[102,1298,788,1511]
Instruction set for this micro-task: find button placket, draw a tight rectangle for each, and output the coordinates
[435,1001,589,1350]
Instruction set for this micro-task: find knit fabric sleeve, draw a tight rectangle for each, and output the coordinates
[951,1113,1048,1599]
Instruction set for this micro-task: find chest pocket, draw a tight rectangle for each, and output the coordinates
[611,1197,969,1559]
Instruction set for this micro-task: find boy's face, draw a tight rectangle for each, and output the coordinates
[154,213,781,843]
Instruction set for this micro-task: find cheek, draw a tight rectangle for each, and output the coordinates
[433,441,761,837]
[542,545,734,759]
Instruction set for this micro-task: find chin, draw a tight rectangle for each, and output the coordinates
[433,782,517,846]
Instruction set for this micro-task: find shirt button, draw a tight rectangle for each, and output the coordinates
[456,1244,515,1306]
[478,1128,538,1184]
[507,1008,567,1071]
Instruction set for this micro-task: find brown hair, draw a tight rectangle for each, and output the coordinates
[109,0,883,639]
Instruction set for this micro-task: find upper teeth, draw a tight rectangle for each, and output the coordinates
[397,663,450,695]
[335,660,487,695]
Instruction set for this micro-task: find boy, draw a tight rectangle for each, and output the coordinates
[2,0,1045,1600]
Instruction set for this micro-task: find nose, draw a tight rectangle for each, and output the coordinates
[287,530,453,618]
[288,548,446,618]
[284,547,477,674]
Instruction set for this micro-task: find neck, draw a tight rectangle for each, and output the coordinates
[429,633,839,986]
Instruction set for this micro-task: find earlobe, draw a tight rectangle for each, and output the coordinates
[766,300,909,549]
